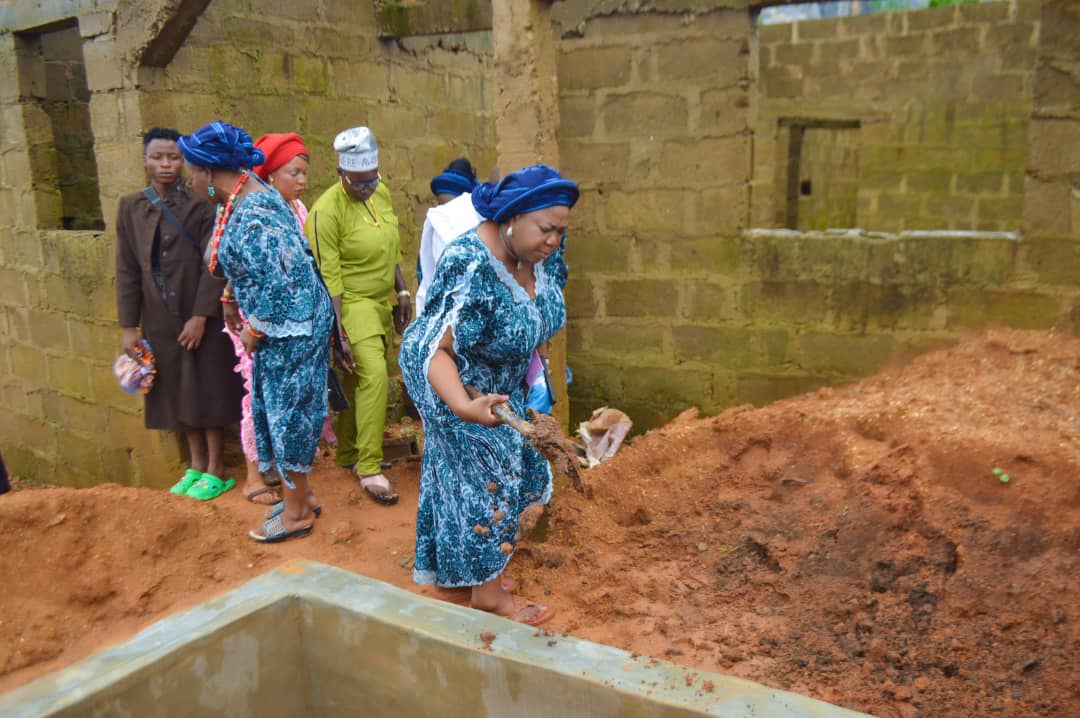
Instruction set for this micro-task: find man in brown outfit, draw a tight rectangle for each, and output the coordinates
[115,127,243,498]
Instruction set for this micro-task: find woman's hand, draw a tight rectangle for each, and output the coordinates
[393,295,412,334]
[455,393,509,427]
[223,301,243,334]
[177,316,207,351]
[241,327,262,356]
[121,327,141,358]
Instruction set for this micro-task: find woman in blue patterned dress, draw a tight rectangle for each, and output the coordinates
[400,165,578,624]
[179,122,332,543]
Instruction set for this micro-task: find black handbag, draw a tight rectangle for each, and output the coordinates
[327,366,349,412]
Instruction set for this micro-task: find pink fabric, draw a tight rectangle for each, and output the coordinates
[223,317,259,462]
[292,198,308,227]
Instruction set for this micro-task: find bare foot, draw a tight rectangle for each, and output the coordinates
[472,593,555,626]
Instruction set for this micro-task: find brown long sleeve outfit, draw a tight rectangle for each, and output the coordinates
[115,182,243,431]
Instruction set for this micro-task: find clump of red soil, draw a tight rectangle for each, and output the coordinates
[516,328,1080,717]
[0,489,261,683]
[1,328,1077,718]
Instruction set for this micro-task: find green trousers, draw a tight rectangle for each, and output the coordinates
[334,333,387,475]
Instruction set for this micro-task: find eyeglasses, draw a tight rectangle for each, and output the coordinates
[340,172,380,192]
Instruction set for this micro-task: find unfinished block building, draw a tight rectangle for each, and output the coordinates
[0,0,1077,486]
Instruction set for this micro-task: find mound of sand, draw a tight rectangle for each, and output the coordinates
[518,327,1079,717]
[1,328,1077,717]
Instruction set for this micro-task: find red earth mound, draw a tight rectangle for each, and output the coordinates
[1,328,1077,718]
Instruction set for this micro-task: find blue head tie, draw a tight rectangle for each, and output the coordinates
[471,164,579,223]
[430,169,477,198]
[179,121,266,170]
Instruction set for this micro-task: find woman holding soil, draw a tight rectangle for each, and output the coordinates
[305,126,412,506]
[179,121,332,542]
[219,131,313,506]
[115,127,243,499]
[399,165,578,624]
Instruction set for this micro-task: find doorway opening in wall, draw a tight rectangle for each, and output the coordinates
[779,118,860,230]
[14,19,105,231]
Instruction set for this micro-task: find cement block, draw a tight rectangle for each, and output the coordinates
[682,280,739,322]
[793,331,897,375]
[1023,237,1080,286]
[558,141,630,186]
[589,322,669,362]
[658,137,749,186]
[564,231,631,274]
[838,12,886,36]
[907,4,957,32]
[667,236,743,276]
[673,324,789,368]
[557,95,597,140]
[558,46,632,91]
[739,280,831,326]
[945,289,1063,330]
[832,282,941,331]
[734,371,831,407]
[602,92,688,137]
[605,278,679,318]
[1022,178,1073,238]
[699,87,749,135]
[47,354,92,399]
[621,365,713,406]
[691,184,749,235]
[564,277,596,321]
[567,358,624,406]
[81,38,125,92]
[603,189,685,233]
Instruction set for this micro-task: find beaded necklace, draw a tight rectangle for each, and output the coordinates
[206,171,251,275]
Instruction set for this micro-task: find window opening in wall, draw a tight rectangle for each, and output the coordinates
[15,19,105,231]
[758,0,1006,25]
[780,118,860,231]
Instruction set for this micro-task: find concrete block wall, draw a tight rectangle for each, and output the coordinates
[136,0,496,274]
[754,0,1039,232]
[0,0,495,487]
[1022,0,1080,247]
[552,5,755,429]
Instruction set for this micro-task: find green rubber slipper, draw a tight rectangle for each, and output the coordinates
[185,472,236,501]
[170,468,203,495]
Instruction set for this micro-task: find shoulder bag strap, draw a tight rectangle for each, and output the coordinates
[143,186,202,255]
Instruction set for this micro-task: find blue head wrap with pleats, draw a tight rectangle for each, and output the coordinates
[471,164,579,223]
[178,121,265,170]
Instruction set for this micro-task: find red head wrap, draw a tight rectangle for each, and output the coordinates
[252,132,308,180]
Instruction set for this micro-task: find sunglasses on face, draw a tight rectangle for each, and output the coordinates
[340,172,380,192]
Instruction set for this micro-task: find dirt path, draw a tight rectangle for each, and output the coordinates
[1,328,1077,717]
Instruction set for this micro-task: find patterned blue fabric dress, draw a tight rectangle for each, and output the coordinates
[216,186,332,486]
[400,230,567,587]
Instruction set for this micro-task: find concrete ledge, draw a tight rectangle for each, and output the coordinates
[0,561,870,718]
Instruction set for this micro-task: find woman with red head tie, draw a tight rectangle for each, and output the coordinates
[220,132,317,505]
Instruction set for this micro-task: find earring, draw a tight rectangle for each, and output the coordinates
[506,225,513,239]
[208,184,215,198]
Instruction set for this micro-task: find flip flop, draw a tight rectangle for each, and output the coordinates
[244,486,279,505]
[266,500,322,520]
[358,473,399,506]
[169,468,202,495]
[185,473,236,501]
[507,599,555,627]
[249,513,313,544]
